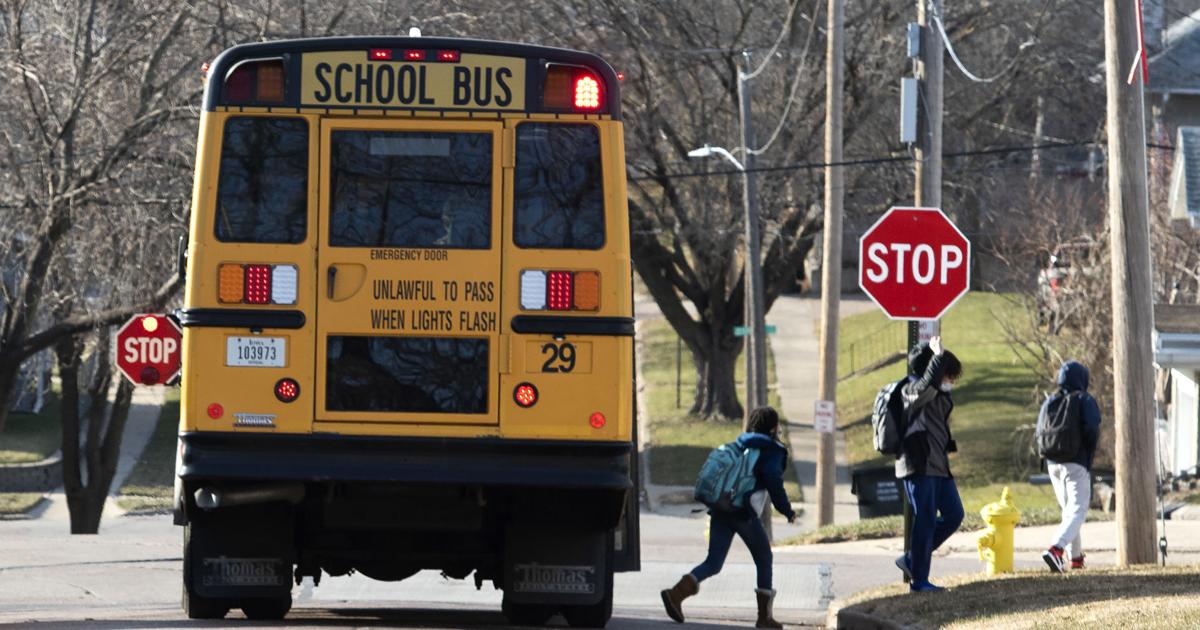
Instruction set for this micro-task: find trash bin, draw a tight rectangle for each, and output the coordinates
[851,466,905,518]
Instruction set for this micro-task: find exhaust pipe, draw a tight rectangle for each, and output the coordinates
[194,483,305,510]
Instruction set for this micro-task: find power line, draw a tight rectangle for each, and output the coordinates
[631,141,1102,181]
[929,1,1035,83]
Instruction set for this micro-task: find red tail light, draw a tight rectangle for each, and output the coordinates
[244,265,272,304]
[207,403,224,419]
[514,383,538,408]
[546,271,573,310]
[589,412,606,429]
[275,378,300,403]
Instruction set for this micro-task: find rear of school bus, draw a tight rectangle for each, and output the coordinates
[173,37,637,626]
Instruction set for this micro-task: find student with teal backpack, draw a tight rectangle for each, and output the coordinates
[661,407,797,628]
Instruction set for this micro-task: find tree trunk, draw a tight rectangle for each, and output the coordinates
[54,327,134,535]
[690,337,743,420]
[0,362,17,435]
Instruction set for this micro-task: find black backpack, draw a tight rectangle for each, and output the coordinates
[1038,391,1082,462]
[872,378,908,455]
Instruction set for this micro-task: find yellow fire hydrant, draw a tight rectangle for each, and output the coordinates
[976,486,1021,575]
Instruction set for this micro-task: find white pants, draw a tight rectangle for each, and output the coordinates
[1048,461,1090,558]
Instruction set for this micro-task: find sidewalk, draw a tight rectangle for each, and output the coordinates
[31,384,166,525]
[767,294,877,530]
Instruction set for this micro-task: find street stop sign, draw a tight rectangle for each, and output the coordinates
[115,314,182,386]
[858,207,971,320]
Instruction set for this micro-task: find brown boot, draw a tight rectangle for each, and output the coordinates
[660,574,699,623]
[755,588,783,629]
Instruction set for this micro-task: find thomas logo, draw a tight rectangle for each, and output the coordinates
[513,563,596,594]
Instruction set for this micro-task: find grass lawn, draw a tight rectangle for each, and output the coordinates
[836,564,1200,629]
[0,492,44,516]
[788,292,1110,544]
[839,292,1046,487]
[116,390,179,515]
[640,318,801,502]
[0,393,61,464]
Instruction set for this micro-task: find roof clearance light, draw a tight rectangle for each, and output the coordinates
[520,270,548,310]
[514,383,539,408]
[271,265,298,305]
[573,271,601,311]
[589,412,607,429]
[574,75,601,110]
[218,263,245,303]
[244,265,272,304]
[404,49,425,61]
[255,60,285,102]
[274,378,300,403]
[370,48,393,60]
[438,50,460,62]
[547,271,573,311]
[616,72,625,81]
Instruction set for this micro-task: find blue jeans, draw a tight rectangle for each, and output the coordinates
[690,511,773,590]
[903,475,964,587]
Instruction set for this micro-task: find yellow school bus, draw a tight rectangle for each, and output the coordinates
[173,37,637,626]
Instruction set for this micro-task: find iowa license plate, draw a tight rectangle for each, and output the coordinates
[226,336,285,367]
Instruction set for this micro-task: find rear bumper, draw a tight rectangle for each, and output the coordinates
[178,432,633,489]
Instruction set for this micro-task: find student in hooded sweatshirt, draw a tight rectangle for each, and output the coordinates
[1037,360,1102,573]
[660,406,797,628]
[895,336,965,593]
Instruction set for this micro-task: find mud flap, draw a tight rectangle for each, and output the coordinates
[504,528,607,606]
[188,503,294,599]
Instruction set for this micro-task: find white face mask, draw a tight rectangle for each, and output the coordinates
[940,383,954,393]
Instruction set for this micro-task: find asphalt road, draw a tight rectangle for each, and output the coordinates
[0,507,836,629]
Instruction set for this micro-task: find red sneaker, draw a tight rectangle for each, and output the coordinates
[1042,546,1065,573]
[1071,555,1085,570]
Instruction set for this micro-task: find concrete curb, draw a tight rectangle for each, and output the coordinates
[826,599,912,630]
[0,450,62,492]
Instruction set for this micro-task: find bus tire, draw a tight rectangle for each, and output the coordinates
[501,596,556,626]
[561,564,614,628]
[241,594,292,620]
[182,582,230,620]
[182,522,231,619]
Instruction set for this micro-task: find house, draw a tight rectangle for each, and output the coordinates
[1153,303,1200,477]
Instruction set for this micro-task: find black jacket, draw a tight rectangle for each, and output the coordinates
[895,353,956,479]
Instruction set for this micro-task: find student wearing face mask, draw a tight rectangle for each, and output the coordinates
[893,335,964,592]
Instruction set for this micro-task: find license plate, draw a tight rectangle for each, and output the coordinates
[226,336,285,367]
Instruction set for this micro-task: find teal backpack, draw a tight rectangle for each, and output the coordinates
[693,441,761,512]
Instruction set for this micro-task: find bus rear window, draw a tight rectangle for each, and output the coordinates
[514,124,604,249]
[326,335,489,414]
[215,117,308,244]
[329,131,492,249]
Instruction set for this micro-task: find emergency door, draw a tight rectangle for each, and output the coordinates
[315,118,503,425]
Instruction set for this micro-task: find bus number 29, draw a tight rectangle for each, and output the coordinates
[540,342,576,373]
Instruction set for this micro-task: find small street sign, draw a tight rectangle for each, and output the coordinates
[858,206,971,320]
[814,400,836,433]
[733,325,777,337]
[115,314,182,386]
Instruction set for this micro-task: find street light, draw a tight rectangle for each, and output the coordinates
[688,136,768,419]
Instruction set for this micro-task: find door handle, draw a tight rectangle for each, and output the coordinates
[327,266,338,300]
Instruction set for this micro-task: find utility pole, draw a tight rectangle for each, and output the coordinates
[738,51,769,420]
[815,0,845,528]
[915,0,943,210]
[1103,0,1157,565]
[900,0,945,578]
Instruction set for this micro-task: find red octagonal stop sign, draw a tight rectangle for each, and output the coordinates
[859,207,971,320]
[115,314,182,386]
